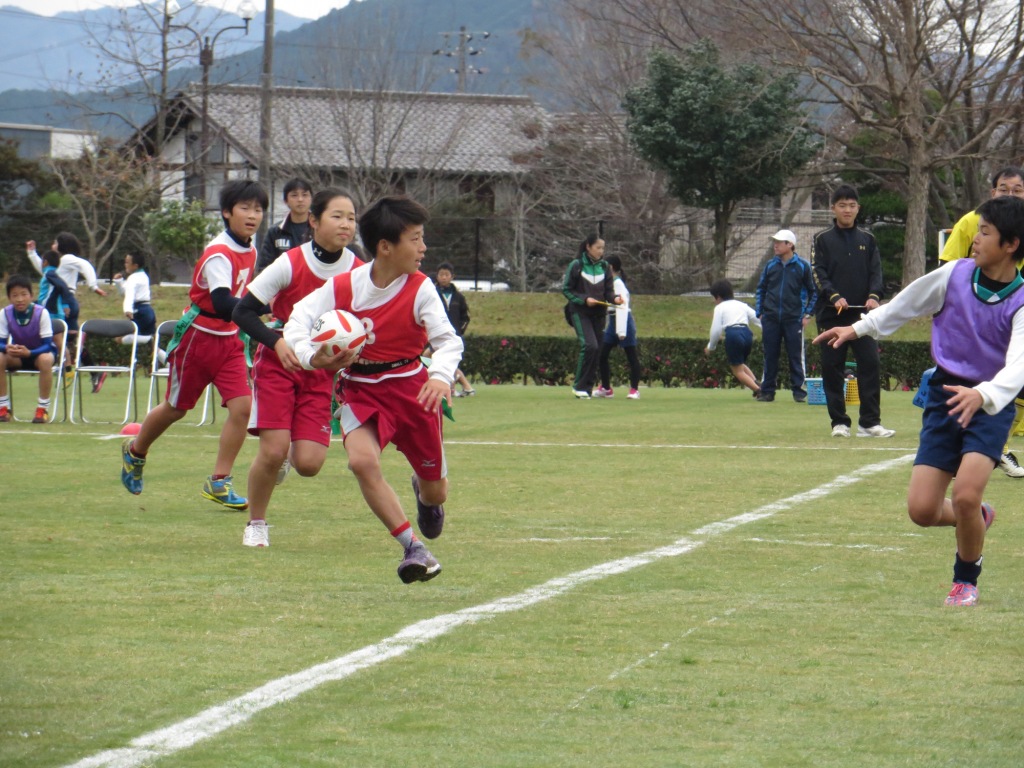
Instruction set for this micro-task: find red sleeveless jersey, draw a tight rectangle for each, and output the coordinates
[332,270,428,366]
[188,234,256,335]
[271,245,363,323]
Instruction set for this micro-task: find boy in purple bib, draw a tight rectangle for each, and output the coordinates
[814,196,1024,607]
[0,275,57,423]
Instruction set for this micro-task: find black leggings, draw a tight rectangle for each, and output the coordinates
[599,342,641,390]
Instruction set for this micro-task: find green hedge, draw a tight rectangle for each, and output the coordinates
[78,333,935,392]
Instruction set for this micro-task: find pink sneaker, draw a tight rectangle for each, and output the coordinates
[981,502,996,531]
[627,388,640,400]
[594,387,614,398]
[944,582,978,606]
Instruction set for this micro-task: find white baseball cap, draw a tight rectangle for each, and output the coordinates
[771,229,797,245]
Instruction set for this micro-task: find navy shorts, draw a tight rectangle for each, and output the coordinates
[133,303,157,337]
[723,325,753,366]
[914,369,1013,473]
[602,313,638,347]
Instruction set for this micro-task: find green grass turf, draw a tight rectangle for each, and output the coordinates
[2,383,1021,767]
[75,288,934,342]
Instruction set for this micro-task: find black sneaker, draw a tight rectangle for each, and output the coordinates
[793,392,807,403]
[410,475,445,539]
[755,392,775,402]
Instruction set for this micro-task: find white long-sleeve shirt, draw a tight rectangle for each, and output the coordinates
[852,261,1024,414]
[28,249,101,294]
[706,299,761,351]
[284,264,464,385]
[611,276,631,337]
[115,270,152,315]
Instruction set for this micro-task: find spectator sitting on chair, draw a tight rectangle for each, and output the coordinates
[0,275,57,424]
[36,249,76,370]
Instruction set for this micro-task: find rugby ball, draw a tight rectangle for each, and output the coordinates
[311,309,368,355]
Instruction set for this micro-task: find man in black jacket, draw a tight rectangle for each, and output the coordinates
[257,178,313,274]
[811,184,895,438]
[435,262,474,396]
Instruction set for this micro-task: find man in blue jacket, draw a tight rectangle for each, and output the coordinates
[755,229,817,402]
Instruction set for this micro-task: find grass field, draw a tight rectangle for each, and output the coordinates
[3,381,1022,767]
[74,288,935,342]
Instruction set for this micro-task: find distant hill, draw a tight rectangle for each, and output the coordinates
[0,0,546,136]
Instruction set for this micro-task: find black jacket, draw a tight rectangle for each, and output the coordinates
[257,216,312,274]
[437,283,470,336]
[811,222,884,326]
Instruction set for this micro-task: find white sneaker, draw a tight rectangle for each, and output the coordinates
[276,458,291,486]
[831,424,851,438]
[243,521,270,547]
[573,390,591,399]
[627,388,640,400]
[998,452,1024,478]
[857,424,896,438]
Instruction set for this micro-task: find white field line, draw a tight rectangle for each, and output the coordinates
[62,452,914,768]
[747,538,904,552]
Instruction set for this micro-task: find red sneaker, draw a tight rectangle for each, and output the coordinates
[0,406,9,422]
[32,407,48,423]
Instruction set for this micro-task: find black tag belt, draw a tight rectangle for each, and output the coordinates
[349,357,417,375]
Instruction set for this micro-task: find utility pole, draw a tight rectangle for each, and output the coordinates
[432,26,490,93]
[258,0,275,237]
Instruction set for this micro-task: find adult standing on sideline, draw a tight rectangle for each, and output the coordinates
[562,234,620,399]
[754,229,817,402]
[257,178,313,274]
[434,262,474,397]
[811,184,895,438]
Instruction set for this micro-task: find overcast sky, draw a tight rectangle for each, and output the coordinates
[2,0,344,21]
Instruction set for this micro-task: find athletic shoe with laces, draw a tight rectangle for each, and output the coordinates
[857,424,896,438]
[573,389,591,399]
[594,387,614,398]
[831,424,851,438]
[397,541,442,583]
[243,521,270,547]
[201,475,248,510]
[0,406,9,422]
[121,438,145,495]
[627,388,640,400]
[944,582,978,606]
[411,474,445,539]
[276,458,291,486]
[998,452,1024,478]
[981,502,996,531]
[32,407,48,423]
[91,372,108,394]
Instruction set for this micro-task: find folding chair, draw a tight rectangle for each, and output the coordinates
[147,319,215,426]
[69,318,139,425]
[6,318,68,423]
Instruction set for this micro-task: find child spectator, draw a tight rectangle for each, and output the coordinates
[0,275,57,423]
[754,229,817,402]
[814,196,1024,606]
[434,261,474,397]
[258,178,313,274]
[705,278,762,396]
[105,253,161,394]
[284,195,463,584]
[120,179,268,509]
[232,188,364,548]
[594,255,643,399]
[36,249,76,365]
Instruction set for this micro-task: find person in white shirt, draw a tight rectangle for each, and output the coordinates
[705,278,762,396]
[112,253,164,372]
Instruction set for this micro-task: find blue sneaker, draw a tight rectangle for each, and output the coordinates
[201,475,248,510]
[411,474,445,539]
[121,438,145,495]
[981,502,996,530]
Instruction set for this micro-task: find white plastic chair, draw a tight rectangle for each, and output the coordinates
[69,318,139,425]
[6,318,68,423]
[147,319,215,426]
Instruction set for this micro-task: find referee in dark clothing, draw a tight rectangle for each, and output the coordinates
[811,184,895,438]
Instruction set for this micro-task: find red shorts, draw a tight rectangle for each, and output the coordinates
[339,370,447,481]
[248,342,334,445]
[165,326,250,411]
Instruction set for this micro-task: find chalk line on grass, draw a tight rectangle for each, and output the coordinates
[63,453,914,768]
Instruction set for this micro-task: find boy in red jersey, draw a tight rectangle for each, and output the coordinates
[284,195,464,583]
[121,180,268,508]
[232,189,363,547]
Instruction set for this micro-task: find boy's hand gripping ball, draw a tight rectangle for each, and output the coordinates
[311,309,368,356]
